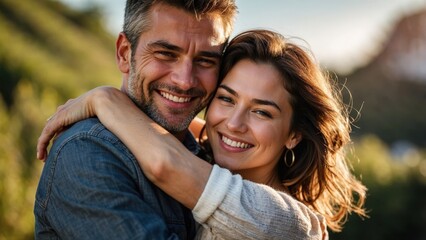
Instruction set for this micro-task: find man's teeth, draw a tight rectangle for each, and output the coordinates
[160,92,191,103]
[222,136,251,149]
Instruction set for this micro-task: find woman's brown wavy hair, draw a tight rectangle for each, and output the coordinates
[201,29,367,232]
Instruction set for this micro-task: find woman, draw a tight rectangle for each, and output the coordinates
[37,30,366,239]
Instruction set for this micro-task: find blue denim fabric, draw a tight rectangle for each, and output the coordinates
[34,118,197,240]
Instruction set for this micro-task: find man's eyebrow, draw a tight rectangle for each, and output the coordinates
[199,51,222,59]
[148,40,182,52]
[218,84,281,112]
[148,40,222,59]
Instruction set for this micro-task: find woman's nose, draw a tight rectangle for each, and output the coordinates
[225,109,248,133]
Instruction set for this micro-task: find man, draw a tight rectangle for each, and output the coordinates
[34,0,237,239]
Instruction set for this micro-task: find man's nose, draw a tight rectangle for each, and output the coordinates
[170,59,196,90]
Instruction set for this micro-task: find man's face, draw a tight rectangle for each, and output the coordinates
[118,3,227,135]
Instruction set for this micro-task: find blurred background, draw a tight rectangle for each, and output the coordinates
[0,0,425,239]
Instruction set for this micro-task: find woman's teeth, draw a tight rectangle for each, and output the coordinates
[222,135,251,149]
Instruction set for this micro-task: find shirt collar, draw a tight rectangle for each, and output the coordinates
[182,130,201,155]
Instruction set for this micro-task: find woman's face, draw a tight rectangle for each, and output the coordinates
[206,59,299,183]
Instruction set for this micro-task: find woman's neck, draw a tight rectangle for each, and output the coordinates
[236,169,285,192]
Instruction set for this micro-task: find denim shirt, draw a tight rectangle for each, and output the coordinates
[34,118,199,240]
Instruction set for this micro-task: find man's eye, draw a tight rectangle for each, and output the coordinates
[154,51,176,60]
[196,58,216,67]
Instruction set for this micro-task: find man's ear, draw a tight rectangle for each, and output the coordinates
[116,32,131,74]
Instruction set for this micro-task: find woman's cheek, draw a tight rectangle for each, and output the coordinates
[206,102,225,126]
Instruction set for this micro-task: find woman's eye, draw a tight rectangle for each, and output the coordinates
[253,110,272,118]
[217,95,233,104]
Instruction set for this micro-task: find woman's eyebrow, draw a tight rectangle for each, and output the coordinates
[252,99,281,112]
[218,84,237,96]
[218,84,281,112]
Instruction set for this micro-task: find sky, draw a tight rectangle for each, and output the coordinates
[59,0,426,74]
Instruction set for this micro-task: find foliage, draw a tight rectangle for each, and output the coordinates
[0,0,119,239]
[330,135,426,240]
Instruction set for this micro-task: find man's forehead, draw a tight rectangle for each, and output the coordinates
[138,5,226,54]
[148,3,227,45]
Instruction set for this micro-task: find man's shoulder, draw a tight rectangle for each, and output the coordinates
[66,117,107,134]
[52,118,121,149]
[47,118,136,168]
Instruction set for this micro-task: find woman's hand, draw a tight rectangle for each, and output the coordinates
[36,86,120,160]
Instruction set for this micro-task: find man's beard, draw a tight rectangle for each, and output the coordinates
[142,99,198,133]
[127,69,204,134]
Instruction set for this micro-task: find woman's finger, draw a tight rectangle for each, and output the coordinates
[35,87,115,160]
[37,115,60,160]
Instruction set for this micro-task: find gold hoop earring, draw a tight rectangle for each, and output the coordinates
[284,148,295,168]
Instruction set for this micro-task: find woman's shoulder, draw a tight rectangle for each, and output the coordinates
[194,165,328,239]
[189,117,206,141]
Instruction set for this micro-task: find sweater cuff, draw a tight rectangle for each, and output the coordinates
[192,164,232,223]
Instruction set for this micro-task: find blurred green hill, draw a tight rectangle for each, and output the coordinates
[0,0,119,108]
[0,0,119,239]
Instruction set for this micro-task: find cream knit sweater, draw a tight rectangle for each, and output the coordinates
[192,165,328,240]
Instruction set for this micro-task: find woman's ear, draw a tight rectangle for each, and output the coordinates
[116,32,131,74]
[286,131,302,149]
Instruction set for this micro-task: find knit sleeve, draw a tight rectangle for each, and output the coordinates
[192,164,328,240]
